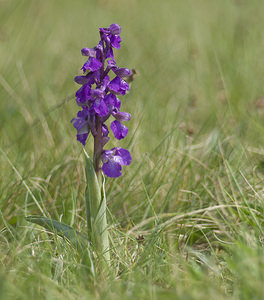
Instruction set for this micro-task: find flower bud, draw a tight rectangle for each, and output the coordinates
[81,48,96,57]
[112,111,131,121]
[109,24,121,35]
[113,68,131,78]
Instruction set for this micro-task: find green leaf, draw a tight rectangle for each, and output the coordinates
[83,149,109,261]
[97,174,110,261]
[26,216,96,276]
[25,216,87,249]
[83,149,101,241]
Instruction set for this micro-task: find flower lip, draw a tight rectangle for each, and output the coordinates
[75,84,92,106]
[93,98,109,117]
[102,159,122,177]
[111,120,128,140]
[77,133,89,146]
[108,76,129,95]
[101,147,131,177]
[81,57,102,73]
[110,34,122,49]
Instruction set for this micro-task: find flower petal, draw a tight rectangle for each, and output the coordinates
[74,72,95,85]
[94,98,109,117]
[115,97,121,110]
[75,84,91,106]
[77,133,88,146]
[71,109,91,137]
[110,35,122,49]
[101,149,114,162]
[74,76,90,85]
[107,58,116,68]
[109,24,121,35]
[112,111,131,121]
[105,47,114,59]
[102,75,110,89]
[102,124,109,136]
[108,76,129,95]
[114,148,132,166]
[113,68,131,78]
[71,117,89,134]
[99,27,110,34]
[81,57,102,73]
[90,88,104,99]
[102,159,122,177]
[81,48,96,57]
[110,120,128,140]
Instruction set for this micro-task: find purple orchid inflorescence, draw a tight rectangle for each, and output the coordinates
[72,24,132,178]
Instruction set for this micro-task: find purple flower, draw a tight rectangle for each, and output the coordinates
[81,48,96,57]
[101,148,131,177]
[100,24,122,50]
[112,110,131,121]
[113,68,131,78]
[110,35,122,49]
[82,57,102,73]
[71,109,91,145]
[108,76,129,95]
[105,59,131,79]
[74,76,91,85]
[111,120,128,140]
[72,24,133,177]
[106,47,114,59]
[100,23,121,35]
[77,133,89,146]
[74,72,95,85]
[94,98,109,117]
[102,124,109,136]
[107,58,116,68]
[75,84,92,106]
[90,88,104,99]
[103,93,116,109]
[109,24,121,35]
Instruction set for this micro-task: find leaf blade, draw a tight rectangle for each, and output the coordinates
[83,149,110,261]
[25,216,87,249]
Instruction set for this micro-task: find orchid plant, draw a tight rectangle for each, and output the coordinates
[26,24,133,264]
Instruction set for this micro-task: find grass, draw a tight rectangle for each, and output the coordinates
[1,0,264,299]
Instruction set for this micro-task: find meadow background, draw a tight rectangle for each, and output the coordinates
[1,0,264,299]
